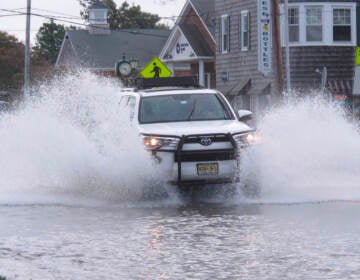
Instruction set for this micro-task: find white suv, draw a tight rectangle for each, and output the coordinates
[119,78,257,186]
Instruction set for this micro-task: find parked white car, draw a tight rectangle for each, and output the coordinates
[119,78,258,186]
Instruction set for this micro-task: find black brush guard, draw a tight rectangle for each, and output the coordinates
[175,133,238,185]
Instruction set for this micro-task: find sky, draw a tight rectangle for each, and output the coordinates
[0,0,186,43]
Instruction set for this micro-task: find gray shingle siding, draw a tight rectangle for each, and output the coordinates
[285,46,355,90]
[280,0,357,91]
[215,0,280,113]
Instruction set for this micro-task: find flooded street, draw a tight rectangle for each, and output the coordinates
[1,201,360,279]
[0,72,360,279]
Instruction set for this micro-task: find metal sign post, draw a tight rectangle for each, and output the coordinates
[284,0,291,96]
[24,0,31,98]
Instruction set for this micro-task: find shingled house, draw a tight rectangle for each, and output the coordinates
[215,0,358,115]
[280,1,357,99]
[214,0,281,114]
[160,0,216,88]
[56,2,170,76]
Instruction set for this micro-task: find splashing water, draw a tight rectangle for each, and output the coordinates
[1,74,359,206]
[0,71,176,206]
[241,95,360,203]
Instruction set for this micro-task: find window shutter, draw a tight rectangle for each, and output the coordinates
[228,16,231,52]
[217,18,222,53]
[238,14,241,49]
[247,12,251,50]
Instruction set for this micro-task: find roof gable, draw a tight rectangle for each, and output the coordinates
[160,24,212,62]
[90,2,108,9]
[190,0,215,36]
[176,0,215,40]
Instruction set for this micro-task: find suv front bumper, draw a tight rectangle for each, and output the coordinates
[152,133,241,185]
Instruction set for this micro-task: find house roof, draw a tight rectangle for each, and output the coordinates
[90,2,109,9]
[180,24,212,57]
[190,0,215,37]
[62,29,170,69]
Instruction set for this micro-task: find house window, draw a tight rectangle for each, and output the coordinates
[282,3,355,46]
[221,15,230,53]
[240,10,250,51]
[288,7,299,42]
[306,6,323,42]
[333,8,351,41]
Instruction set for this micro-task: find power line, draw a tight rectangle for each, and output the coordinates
[30,7,81,18]
[0,7,219,40]
[0,7,215,24]
[0,9,170,38]
[0,14,24,18]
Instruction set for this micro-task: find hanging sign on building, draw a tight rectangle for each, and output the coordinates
[170,32,196,60]
[258,0,272,75]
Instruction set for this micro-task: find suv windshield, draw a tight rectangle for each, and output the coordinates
[139,93,234,124]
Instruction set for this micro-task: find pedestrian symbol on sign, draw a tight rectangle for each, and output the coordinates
[140,57,172,78]
[151,62,161,78]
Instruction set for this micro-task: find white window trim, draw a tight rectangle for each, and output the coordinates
[332,5,355,44]
[221,14,230,54]
[305,5,323,43]
[288,7,300,43]
[240,10,250,51]
[280,2,356,47]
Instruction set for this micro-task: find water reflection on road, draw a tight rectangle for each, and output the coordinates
[1,201,360,279]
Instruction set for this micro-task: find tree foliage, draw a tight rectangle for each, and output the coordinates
[0,31,24,89]
[78,0,169,29]
[34,20,66,64]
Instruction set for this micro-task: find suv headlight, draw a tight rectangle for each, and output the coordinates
[142,135,180,151]
[233,132,261,147]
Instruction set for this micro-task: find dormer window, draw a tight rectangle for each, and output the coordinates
[88,2,109,25]
[89,9,107,24]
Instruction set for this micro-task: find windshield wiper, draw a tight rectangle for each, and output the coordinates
[186,99,197,120]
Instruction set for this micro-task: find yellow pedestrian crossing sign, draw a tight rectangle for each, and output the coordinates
[140,57,172,78]
[356,47,360,66]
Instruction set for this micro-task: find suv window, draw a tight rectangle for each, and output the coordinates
[139,93,234,124]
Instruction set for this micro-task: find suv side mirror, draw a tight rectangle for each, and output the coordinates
[237,109,253,122]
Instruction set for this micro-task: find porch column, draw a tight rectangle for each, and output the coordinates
[167,62,174,76]
[199,60,205,87]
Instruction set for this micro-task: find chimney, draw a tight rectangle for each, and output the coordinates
[88,2,111,35]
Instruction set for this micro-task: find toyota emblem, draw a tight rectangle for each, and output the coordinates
[200,137,212,146]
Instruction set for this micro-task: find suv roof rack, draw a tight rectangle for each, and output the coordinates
[136,76,200,90]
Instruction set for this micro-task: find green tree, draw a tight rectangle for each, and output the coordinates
[0,31,24,89]
[34,20,65,64]
[78,0,169,29]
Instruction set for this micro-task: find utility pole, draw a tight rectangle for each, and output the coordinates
[24,0,31,97]
[284,0,291,95]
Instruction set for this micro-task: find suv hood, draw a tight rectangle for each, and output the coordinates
[139,120,253,136]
